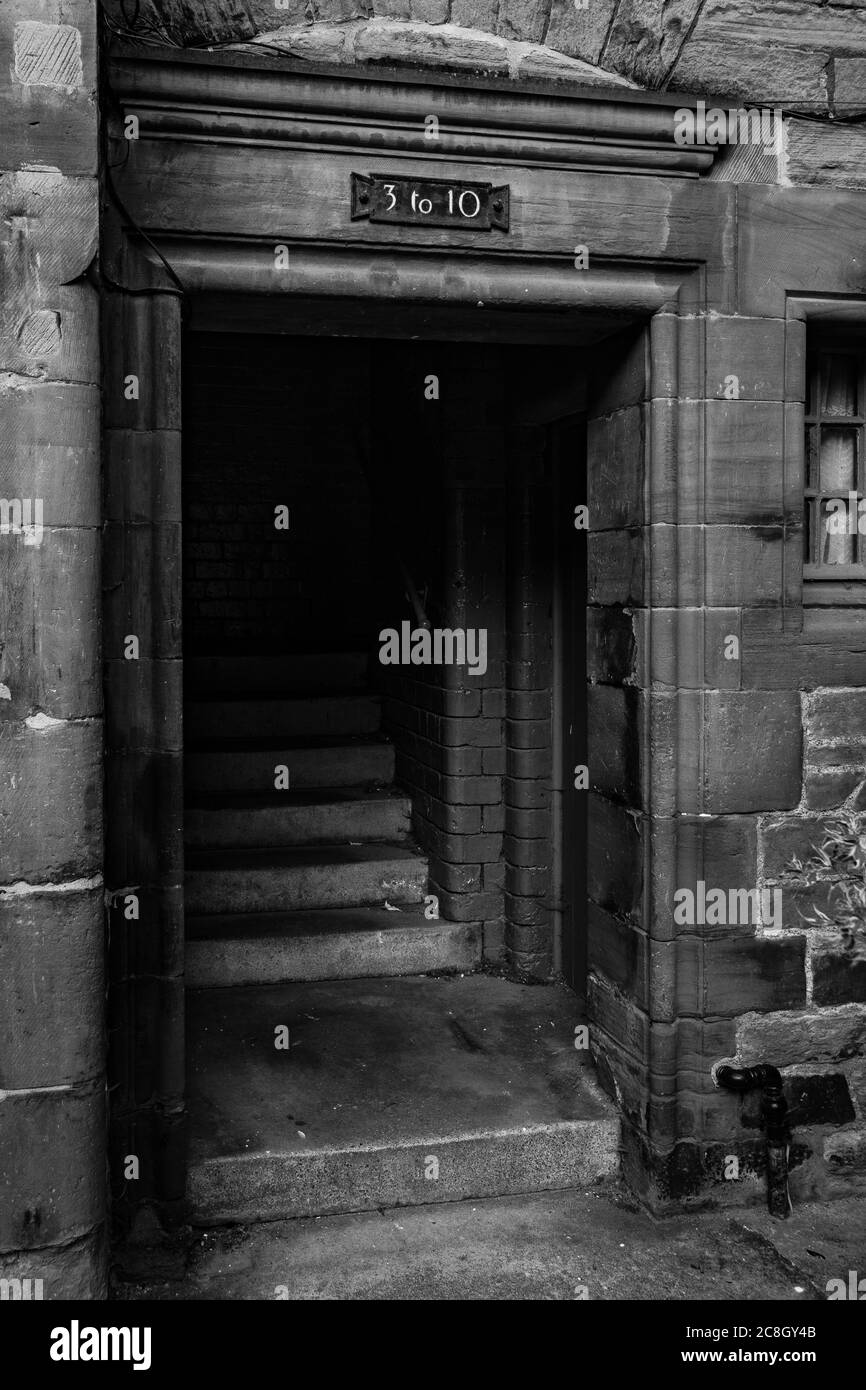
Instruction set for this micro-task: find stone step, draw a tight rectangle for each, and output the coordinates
[186,975,620,1224]
[185,906,479,987]
[186,695,381,741]
[185,788,411,850]
[185,652,370,698]
[185,843,428,915]
[185,737,395,795]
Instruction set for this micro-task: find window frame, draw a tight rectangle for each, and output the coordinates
[799,322,866,606]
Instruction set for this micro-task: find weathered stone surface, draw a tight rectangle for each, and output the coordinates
[824,1127,866,1173]
[631,607,742,690]
[588,902,648,1006]
[693,0,866,53]
[0,170,97,286]
[808,745,866,769]
[787,117,866,188]
[103,295,181,432]
[702,316,787,403]
[804,767,863,810]
[831,55,866,117]
[516,45,635,85]
[103,522,182,662]
[244,12,638,82]
[105,659,182,754]
[649,524,785,607]
[104,430,182,528]
[587,531,644,606]
[0,382,99,516]
[0,3,96,173]
[0,886,103,1089]
[140,0,256,44]
[254,23,354,58]
[409,0,449,22]
[586,604,636,685]
[109,883,184,982]
[104,748,183,886]
[0,528,101,721]
[317,0,373,20]
[699,934,807,1015]
[588,407,645,530]
[354,18,510,69]
[0,1227,106,1300]
[813,929,866,1007]
[587,793,643,921]
[784,1071,856,1127]
[588,684,645,807]
[0,1082,104,1252]
[805,689,866,744]
[13,19,84,89]
[373,0,412,18]
[496,0,544,44]
[653,400,787,526]
[245,0,311,26]
[604,0,701,88]
[450,0,497,29]
[669,36,828,108]
[0,718,102,883]
[544,0,616,64]
[737,1005,866,1068]
[744,620,866,691]
[108,975,185,1107]
[701,691,802,814]
[4,0,104,1301]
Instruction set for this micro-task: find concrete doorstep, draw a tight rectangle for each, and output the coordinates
[185,975,618,1224]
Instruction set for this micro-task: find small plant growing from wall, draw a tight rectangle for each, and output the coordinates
[790,812,866,935]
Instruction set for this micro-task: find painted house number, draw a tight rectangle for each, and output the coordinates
[351,173,510,232]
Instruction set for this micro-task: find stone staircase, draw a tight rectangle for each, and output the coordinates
[183,651,620,1226]
[184,652,478,987]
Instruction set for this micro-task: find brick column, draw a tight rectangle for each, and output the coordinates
[504,420,555,979]
[0,2,105,1297]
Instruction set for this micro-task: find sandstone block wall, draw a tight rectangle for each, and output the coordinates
[0,0,105,1298]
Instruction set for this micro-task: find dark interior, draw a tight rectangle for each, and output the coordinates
[182,330,587,986]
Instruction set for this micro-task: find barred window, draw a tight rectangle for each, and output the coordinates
[804,349,866,592]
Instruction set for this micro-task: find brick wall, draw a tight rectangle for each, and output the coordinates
[503,415,555,977]
[376,343,509,958]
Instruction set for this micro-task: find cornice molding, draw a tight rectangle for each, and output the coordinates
[133,235,695,311]
[107,45,717,179]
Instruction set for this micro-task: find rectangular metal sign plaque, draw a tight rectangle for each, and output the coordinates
[351,173,510,232]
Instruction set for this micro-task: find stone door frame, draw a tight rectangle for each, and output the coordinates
[104,40,857,1219]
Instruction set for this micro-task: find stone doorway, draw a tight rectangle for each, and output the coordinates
[177,322,613,1223]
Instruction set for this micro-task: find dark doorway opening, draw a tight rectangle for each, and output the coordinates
[175,319,617,1227]
[181,328,587,986]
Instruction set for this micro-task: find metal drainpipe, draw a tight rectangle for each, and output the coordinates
[713,1063,792,1218]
